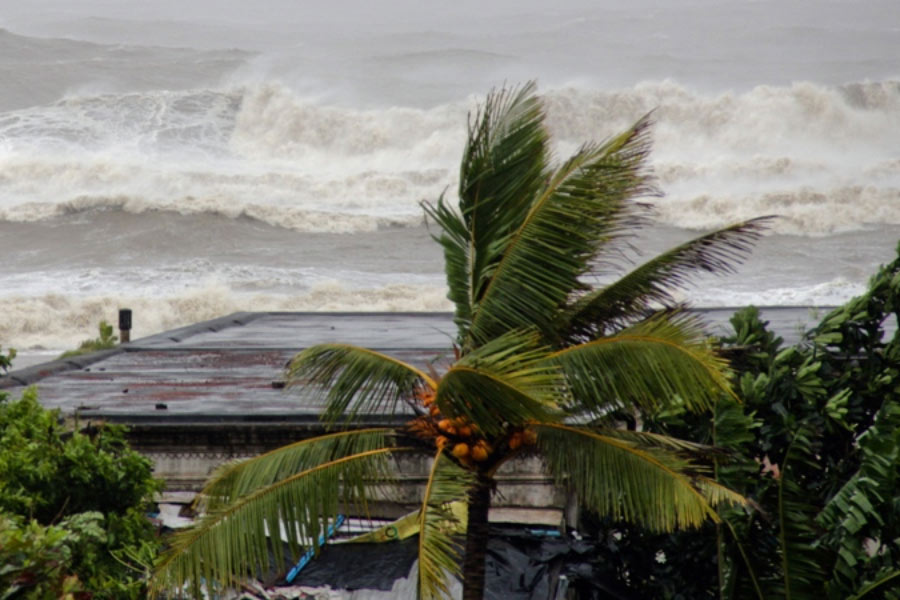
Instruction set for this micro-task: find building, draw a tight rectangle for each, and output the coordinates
[0,307,822,527]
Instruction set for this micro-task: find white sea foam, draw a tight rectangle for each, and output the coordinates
[693,278,869,309]
[0,282,455,352]
[1,2,897,362]
[542,80,900,233]
[0,80,897,234]
[1,272,875,354]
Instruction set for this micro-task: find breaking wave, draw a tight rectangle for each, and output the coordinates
[0,282,454,352]
[0,80,898,234]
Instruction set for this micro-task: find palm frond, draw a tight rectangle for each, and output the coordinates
[537,423,746,532]
[562,217,772,339]
[422,192,475,340]
[418,451,476,600]
[550,311,733,415]
[424,82,549,345]
[694,476,754,510]
[459,82,550,297]
[435,329,564,435]
[150,446,409,598]
[458,81,549,233]
[464,114,655,349]
[287,344,435,424]
[200,428,392,511]
[774,425,828,598]
[595,426,725,458]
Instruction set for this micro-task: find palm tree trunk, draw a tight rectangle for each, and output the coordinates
[462,473,492,600]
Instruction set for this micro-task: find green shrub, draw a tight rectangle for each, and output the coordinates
[0,388,162,599]
[0,512,86,599]
[59,320,118,359]
[582,244,900,599]
[0,345,14,374]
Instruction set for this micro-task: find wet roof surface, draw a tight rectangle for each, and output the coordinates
[2,312,456,421]
[1,308,829,423]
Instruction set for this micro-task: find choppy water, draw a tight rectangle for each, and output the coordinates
[1,0,899,358]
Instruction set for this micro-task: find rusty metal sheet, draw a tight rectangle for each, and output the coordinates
[3,308,832,421]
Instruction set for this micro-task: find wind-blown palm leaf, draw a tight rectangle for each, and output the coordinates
[595,426,727,458]
[550,311,733,415]
[151,447,409,598]
[537,423,746,532]
[287,344,435,424]
[693,476,754,511]
[562,217,773,339]
[417,451,476,600]
[424,82,549,343]
[459,83,549,314]
[771,425,828,598]
[423,192,475,338]
[435,329,564,435]
[463,114,655,350]
[200,428,392,511]
[458,81,548,236]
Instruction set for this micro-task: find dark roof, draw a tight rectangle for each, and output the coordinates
[0,312,455,423]
[0,308,828,425]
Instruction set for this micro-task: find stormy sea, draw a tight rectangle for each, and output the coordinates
[2,0,899,364]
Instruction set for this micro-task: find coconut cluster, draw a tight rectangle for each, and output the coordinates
[407,387,537,467]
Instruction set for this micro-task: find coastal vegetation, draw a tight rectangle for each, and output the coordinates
[583,247,900,599]
[150,83,766,599]
[0,345,14,374]
[10,81,898,600]
[7,263,900,598]
[0,388,161,599]
[59,320,119,359]
[2,89,899,595]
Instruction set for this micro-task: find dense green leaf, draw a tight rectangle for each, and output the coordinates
[818,400,900,596]
[551,311,733,415]
[287,343,435,424]
[538,423,745,532]
[417,451,475,600]
[435,329,564,435]
[562,217,772,339]
[151,446,409,598]
[0,389,161,600]
[774,426,829,598]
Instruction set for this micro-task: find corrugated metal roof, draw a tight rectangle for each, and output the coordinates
[1,312,456,421]
[1,307,830,423]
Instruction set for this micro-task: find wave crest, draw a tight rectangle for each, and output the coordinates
[0,79,898,235]
[0,282,454,351]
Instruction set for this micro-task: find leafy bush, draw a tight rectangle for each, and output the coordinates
[1,512,92,599]
[0,345,14,374]
[0,388,162,599]
[59,320,118,359]
[583,244,900,599]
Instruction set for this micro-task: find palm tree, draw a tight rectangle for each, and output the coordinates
[150,82,767,600]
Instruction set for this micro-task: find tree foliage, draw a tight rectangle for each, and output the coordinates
[151,82,764,599]
[0,345,14,374]
[587,243,900,599]
[0,512,89,600]
[0,388,162,599]
[59,320,118,359]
